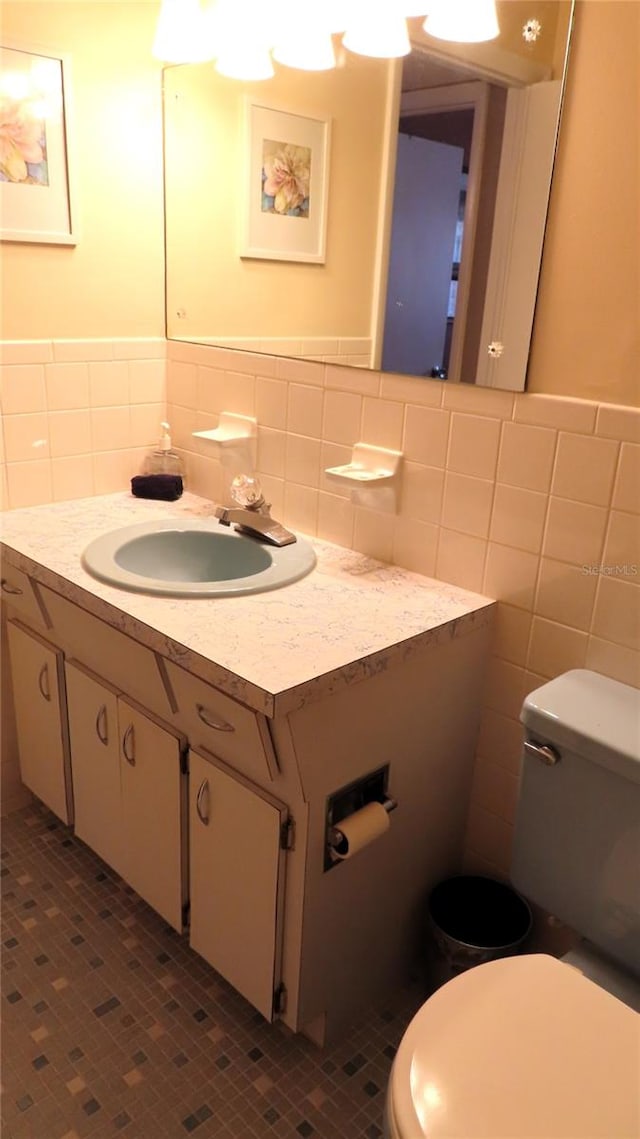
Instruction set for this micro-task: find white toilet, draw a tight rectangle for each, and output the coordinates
[384,669,640,1139]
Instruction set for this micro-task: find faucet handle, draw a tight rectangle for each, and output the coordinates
[230,474,265,510]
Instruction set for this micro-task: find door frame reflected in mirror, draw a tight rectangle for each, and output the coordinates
[375,80,494,385]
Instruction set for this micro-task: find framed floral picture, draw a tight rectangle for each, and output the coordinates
[0,41,77,245]
[241,101,330,264]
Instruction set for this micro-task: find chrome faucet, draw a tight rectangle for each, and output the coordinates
[214,476,297,547]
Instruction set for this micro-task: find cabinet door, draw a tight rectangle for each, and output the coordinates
[65,661,125,878]
[6,619,72,823]
[118,698,186,932]
[189,748,288,1021]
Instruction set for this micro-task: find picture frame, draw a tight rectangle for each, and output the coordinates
[241,100,330,264]
[0,41,77,245]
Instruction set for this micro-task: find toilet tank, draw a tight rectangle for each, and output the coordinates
[511,670,640,977]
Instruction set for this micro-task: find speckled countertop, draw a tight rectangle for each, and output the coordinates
[1,492,495,716]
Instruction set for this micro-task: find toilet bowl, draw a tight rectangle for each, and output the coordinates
[385,671,640,1138]
[384,952,639,1139]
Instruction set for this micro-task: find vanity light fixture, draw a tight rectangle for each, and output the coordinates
[152,0,213,63]
[152,0,500,71]
[424,0,500,44]
[211,0,274,80]
[214,42,274,81]
[342,4,412,60]
[272,20,337,72]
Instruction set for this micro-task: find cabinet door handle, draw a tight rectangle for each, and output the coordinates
[1,578,24,596]
[95,704,109,746]
[196,703,234,733]
[196,778,210,825]
[37,662,51,702]
[122,723,136,766]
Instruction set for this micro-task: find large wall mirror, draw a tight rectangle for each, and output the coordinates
[164,2,574,393]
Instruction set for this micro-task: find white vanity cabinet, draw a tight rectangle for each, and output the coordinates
[189,748,290,1021]
[6,619,73,825]
[65,660,187,933]
[1,495,496,1043]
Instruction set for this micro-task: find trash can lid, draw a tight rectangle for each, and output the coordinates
[387,954,638,1139]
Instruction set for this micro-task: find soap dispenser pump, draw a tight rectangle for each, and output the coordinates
[143,422,185,478]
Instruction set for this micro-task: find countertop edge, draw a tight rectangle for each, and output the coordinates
[270,605,495,717]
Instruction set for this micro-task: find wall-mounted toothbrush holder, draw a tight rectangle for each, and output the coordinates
[192,412,257,472]
[325,443,402,513]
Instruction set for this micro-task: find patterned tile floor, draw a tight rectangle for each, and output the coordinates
[1,804,425,1139]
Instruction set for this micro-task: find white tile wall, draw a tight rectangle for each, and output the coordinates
[165,339,640,881]
[2,337,639,882]
[0,339,166,509]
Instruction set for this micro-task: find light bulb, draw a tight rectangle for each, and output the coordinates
[215,45,274,81]
[343,3,411,59]
[152,0,214,63]
[273,28,336,71]
[213,0,275,80]
[424,0,499,44]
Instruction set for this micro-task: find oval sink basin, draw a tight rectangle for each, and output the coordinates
[81,519,316,597]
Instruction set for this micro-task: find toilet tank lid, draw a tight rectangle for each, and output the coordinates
[521,670,640,782]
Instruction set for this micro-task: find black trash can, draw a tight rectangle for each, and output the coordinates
[426,875,532,988]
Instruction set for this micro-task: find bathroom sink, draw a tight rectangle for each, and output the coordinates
[81,519,316,597]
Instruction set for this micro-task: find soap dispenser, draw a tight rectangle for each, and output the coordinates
[143,422,185,478]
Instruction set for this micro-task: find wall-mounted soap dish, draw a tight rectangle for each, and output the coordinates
[325,443,402,512]
[192,412,257,469]
[192,412,256,447]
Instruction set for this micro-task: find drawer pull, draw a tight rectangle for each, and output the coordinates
[1,578,24,596]
[37,663,51,702]
[122,724,136,766]
[196,778,210,825]
[196,703,234,733]
[95,704,109,747]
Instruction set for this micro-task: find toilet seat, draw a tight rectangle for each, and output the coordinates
[386,953,639,1139]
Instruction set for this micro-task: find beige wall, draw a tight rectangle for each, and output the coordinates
[528,0,640,406]
[0,1,165,340]
[164,55,390,344]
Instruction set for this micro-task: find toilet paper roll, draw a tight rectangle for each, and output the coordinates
[330,801,391,861]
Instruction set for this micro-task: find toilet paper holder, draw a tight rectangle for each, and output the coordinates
[324,765,397,870]
[327,798,397,856]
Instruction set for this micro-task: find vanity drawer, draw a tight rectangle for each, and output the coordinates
[39,586,173,720]
[164,660,278,783]
[0,564,49,628]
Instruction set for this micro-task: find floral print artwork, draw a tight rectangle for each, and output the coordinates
[0,94,48,185]
[261,139,310,218]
